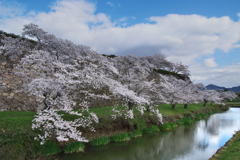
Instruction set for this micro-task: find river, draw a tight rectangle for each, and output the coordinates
[58,107,240,160]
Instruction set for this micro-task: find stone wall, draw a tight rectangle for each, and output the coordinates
[0,54,118,111]
[0,55,36,111]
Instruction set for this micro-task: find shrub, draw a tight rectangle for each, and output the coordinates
[195,114,202,120]
[64,142,85,154]
[160,123,178,131]
[143,125,160,133]
[110,133,131,142]
[90,137,110,146]
[180,117,193,125]
[132,118,147,131]
[130,130,142,138]
[41,141,61,156]
[196,113,209,119]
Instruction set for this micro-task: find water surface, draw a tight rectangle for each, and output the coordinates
[59,107,240,160]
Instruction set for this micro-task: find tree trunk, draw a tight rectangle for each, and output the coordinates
[146,105,150,112]
[128,102,134,110]
[203,99,208,107]
[56,51,59,60]
[184,104,188,108]
[172,104,176,109]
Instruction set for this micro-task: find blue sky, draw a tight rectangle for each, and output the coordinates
[0,0,240,87]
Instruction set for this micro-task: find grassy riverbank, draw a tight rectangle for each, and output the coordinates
[0,104,229,159]
[223,101,240,107]
[210,130,240,160]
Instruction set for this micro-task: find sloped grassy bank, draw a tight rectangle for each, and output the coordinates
[209,130,240,160]
[0,104,229,159]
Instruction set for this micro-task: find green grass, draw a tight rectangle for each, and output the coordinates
[176,117,193,125]
[0,111,35,131]
[89,106,115,117]
[42,141,61,156]
[224,101,240,106]
[0,104,224,136]
[90,137,110,146]
[143,125,160,133]
[64,142,85,153]
[195,114,203,120]
[195,113,209,120]
[160,123,178,131]
[0,103,228,159]
[210,131,240,160]
[110,133,131,142]
[130,129,142,138]
[156,103,212,116]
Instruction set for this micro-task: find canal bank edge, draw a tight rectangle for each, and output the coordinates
[209,130,240,160]
[0,104,230,159]
[83,105,229,141]
[162,105,229,124]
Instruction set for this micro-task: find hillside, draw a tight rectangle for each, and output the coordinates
[206,84,240,93]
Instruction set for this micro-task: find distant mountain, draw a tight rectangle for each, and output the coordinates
[229,86,240,93]
[206,84,240,93]
[206,84,226,90]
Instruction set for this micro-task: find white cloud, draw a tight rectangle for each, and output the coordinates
[204,58,218,68]
[190,63,240,87]
[238,12,240,18]
[0,0,26,18]
[0,0,240,87]
[1,1,240,61]
[106,1,114,7]
[115,16,136,27]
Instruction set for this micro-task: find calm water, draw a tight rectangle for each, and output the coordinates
[58,107,240,160]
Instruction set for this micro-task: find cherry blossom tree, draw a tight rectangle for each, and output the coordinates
[16,51,102,144]
[141,53,171,71]
[158,75,205,109]
[22,23,92,61]
[4,23,217,143]
[159,75,187,109]
[110,55,164,123]
[199,89,222,106]
[14,24,165,143]
[0,34,32,60]
[219,91,237,103]
[113,55,154,108]
[180,83,204,108]
[169,62,190,77]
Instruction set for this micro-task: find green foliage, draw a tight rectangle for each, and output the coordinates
[0,129,42,159]
[230,95,240,102]
[176,117,193,125]
[90,137,110,146]
[0,104,226,159]
[154,69,189,80]
[0,30,20,39]
[132,118,147,131]
[59,111,84,121]
[41,141,61,156]
[0,30,37,44]
[176,119,184,125]
[130,129,143,138]
[143,125,160,133]
[160,123,178,131]
[110,133,131,142]
[102,54,117,58]
[195,113,209,120]
[195,114,203,120]
[64,142,85,154]
[156,103,211,116]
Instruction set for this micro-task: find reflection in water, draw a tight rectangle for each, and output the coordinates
[196,135,209,151]
[58,108,240,160]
